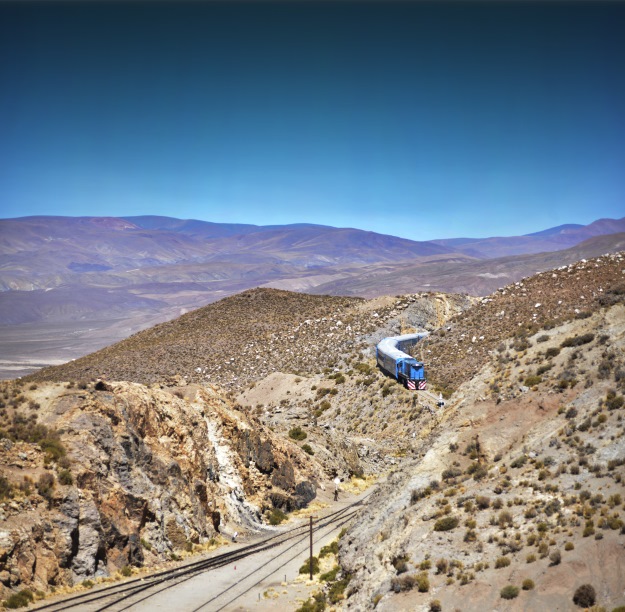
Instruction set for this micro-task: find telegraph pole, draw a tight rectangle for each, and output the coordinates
[309,515,313,580]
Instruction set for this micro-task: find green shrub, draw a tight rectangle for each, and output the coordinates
[319,541,339,557]
[58,468,73,485]
[299,556,320,575]
[546,347,561,358]
[410,488,430,504]
[120,565,132,577]
[442,467,462,480]
[289,427,307,441]
[525,375,542,387]
[40,437,66,463]
[354,363,373,375]
[463,528,477,542]
[466,462,488,480]
[511,455,527,468]
[434,516,459,531]
[3,418,67,462]
[0,473,13,500]
[268,508,287,525]
[4,590,35,609]
[318,400,331,412]
[328,576,351,603]
[500,585,519,599]
[295,591,326,612]
[522,579,535,590]
[561,334,595,348]
[537,364,553,376]
[82,579,94,589]
[320,566,340,582]
[416,572,430,593]
[302,444,315,455]
[429,600,442,612]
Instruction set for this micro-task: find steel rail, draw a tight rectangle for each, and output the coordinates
[205,511,358,612]
[110,503,362,612]
[31,521,310,612]
[33,494,369,612]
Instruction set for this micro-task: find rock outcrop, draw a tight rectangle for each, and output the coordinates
[0,381,321,597]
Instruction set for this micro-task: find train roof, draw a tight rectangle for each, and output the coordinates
[376,332,428,361]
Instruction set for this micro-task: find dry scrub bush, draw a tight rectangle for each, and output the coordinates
[495,556,511,569]
[433,516,459,531]
[522,579,535,590]
[500,585,519,599]
[573,584,596,608]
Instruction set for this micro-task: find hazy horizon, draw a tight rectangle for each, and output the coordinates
[2,212,622,245]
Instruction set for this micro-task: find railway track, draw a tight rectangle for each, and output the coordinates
[33,495,368,612]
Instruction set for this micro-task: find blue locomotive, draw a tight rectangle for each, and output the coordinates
[376,333,427,390]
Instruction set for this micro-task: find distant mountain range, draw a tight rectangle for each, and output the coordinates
[1,214,624,378]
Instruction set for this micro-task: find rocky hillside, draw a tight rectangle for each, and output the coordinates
[2,288,472,603]
[2,252,624,610]
[233,254,625,475]
[331,262,625,610]
[0,379,322,598]
[425,252,625,394]
[28,290,471,389]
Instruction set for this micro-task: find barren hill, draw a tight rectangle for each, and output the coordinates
[336,267,625,611]
[28,289,470,389]
[425,250,625,394]
[307,231,625,298]
[431,216,625,258]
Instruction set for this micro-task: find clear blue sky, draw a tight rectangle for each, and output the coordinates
[1,1,623,240]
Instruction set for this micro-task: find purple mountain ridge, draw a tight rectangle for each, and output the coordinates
[0,214,624,378]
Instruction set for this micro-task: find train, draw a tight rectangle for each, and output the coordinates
[376,332,428,390]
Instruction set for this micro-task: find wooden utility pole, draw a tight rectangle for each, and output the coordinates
[309,515,314,580]
[308,514,312,580]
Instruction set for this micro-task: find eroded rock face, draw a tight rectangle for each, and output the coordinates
[0,381,322,597]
